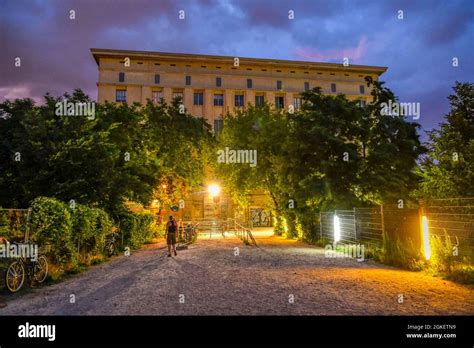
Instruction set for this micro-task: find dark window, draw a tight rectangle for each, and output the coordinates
[235,94,244,107]
[304,82,310,91]
[255,95,265,107]
[359,85,365,94]
[294,97,302,109]
[214,94,224,106]
[193,92,204,105]
[216,77,222,87]
[276,80,282,90]
[116,90,126,103]
[214,118,224,135]
[331,83,337,93]
[119,72,125,82]
[154,74,160,84]
[185,76,191,85]
[275,96,284,109]
[152,91,163,103]
[247,79,253,89]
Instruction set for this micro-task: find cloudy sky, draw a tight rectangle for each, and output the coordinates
[1,0,473,134]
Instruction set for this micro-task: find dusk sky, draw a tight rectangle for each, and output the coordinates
[1,0,473,135]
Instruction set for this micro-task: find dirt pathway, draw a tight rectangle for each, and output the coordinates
[1,233,473,315]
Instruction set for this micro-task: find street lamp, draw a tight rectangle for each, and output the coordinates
[208,184,221,198]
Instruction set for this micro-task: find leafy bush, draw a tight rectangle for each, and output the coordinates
[373,233,424,271]
[429,230,458,273]
[69,204,112,255]
[120,211,156,249]
[30,197,77,266]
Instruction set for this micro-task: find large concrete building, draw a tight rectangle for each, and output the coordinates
[91,48,387,225]
[91,48,387,131]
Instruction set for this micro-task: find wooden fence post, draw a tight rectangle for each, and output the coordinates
[353,207,358,244]
[319,212,323,241]
[380,204,385,239]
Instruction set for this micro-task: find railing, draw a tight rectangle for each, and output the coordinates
[226,218,257,246]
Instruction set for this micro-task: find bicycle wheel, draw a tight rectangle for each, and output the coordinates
[34,256,48,283]
[105,241,115,256]
[5,260,25,293]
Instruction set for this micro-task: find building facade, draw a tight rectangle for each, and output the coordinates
[91,48,387,225]
[91,48,387,131]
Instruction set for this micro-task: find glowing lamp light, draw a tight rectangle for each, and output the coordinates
[421,216,431,260]
[208,184,221,198]
[333,215,341,242]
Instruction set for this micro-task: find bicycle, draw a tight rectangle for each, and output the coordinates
[4,243,48,293]
[104,232,120,256]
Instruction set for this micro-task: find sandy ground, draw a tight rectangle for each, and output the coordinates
[0,230,473,315]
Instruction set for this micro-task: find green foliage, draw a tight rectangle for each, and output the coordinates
[119,210,156,249]
[213,82,423,242]
[69,204,111,255]
[30,197,76,265]
[0,90,212,214]
[29,197,114,268]
[366,233,424,271]
[415,82,474,199]
[429,230,457,273]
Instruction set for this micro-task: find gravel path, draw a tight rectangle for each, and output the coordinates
[1,232,473,315]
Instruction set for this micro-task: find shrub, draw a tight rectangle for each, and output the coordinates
[119,211,156,249]
[69,204,112,256]
[378,233,424,271]
[30,197,77,266]
[429,230,458,273]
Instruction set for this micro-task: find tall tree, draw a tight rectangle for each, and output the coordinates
[416,82,474,198]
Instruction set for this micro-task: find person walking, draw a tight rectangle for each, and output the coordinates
[165,215,178,257]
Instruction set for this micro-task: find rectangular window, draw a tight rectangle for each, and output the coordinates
[294,97,302,109]
[359,85,365,94]
[331,83,337,93]
[214,94,224,106]
[235,94,244,107]
[154,74,160,84]
[255,95,265,107]
[247,79,253,89]
[193,92,204,105]
[275,96,284,109]
[152,91,163,103]
[360,100,366,108]
[276,80,282,90]
[214,118,224,135]
[304,82,310,91]
[173,92,183,101]
[119,72,125,82]
[116,89,126,103]
[216,77,221,87]
[185,76,191,86]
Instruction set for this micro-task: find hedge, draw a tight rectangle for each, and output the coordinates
[30,197,114,266]
[119,211,156,249]
[30,197,77,265]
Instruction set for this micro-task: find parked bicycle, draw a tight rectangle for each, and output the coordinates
[4,242,48,293]
[104,232,120,256]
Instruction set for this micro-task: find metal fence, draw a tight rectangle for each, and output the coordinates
[421,198,474,255]
[319,199,474,253]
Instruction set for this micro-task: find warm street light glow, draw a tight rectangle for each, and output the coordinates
[422,216,431,260]
[161,184,167,189]
[208,184,221,197]
[333,215,341,242]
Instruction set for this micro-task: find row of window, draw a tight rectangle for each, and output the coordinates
[117,72,366,94]
[117,89,304,109]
